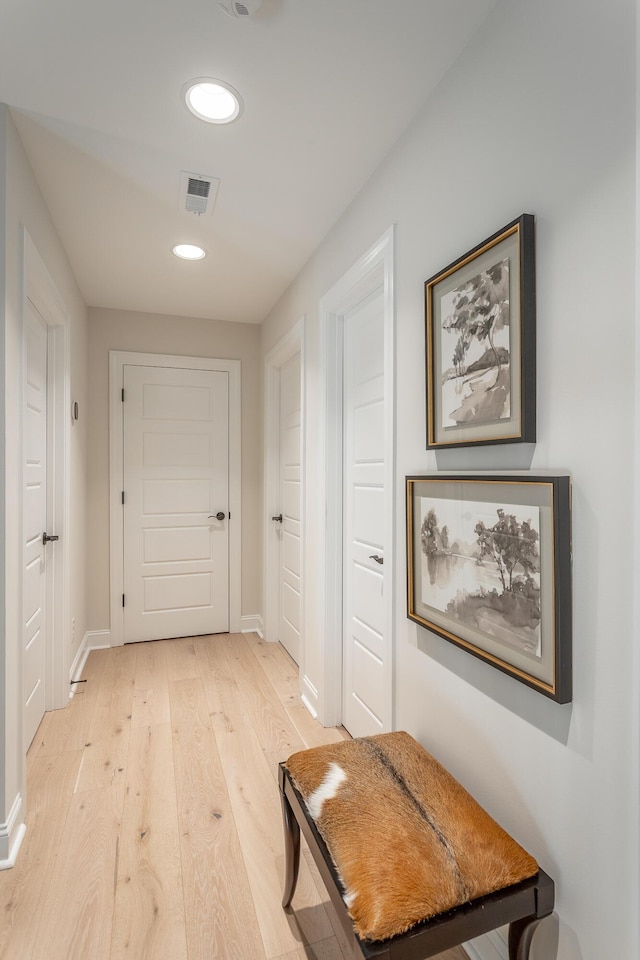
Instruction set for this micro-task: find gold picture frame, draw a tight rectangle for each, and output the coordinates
[406,474,572,702]
[425,214,536,448]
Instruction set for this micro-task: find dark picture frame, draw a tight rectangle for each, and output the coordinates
[406,475,572,703]
[425,214,536,449]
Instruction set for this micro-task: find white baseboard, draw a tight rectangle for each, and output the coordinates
[301,674,319,719]
[85,629,112,649]
[69,630,111,697]
[241,615,264,638]
[465,928,508,960]
[0,794,25,870]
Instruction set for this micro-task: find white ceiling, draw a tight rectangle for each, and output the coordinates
[0,0,497,323]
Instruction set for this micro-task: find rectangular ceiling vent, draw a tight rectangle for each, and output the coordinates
[178,171,220,217]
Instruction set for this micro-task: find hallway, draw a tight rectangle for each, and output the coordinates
[0,634,466,960]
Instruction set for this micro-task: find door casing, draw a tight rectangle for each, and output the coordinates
[109,351,241,645]
[316,227,395,728]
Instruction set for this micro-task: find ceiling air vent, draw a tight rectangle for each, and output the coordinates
[218,0,263,17]
[178,171,220,217]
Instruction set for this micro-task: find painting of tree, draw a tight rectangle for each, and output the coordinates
[474,509,539,594]
[440,258,511,428]
[419,497,541,658]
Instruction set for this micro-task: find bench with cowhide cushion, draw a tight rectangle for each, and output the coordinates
[279,732,554,960]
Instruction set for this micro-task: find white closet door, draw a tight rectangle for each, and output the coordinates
[123,364,229,642]
[277,353,302,663]
[24,302,49,748]
[342,285,387,737]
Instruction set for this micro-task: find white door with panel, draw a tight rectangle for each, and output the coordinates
[122,364,229,642]
[275,353,302,663]
[23,301,50,749]
[342,286,387,738]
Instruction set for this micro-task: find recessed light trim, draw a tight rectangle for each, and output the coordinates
[183,77,243,124]
[172,243,207,260]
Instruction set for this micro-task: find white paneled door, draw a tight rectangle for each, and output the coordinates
[342,285,386,738]
[23,301,49,749]
[122,364,230,642]
[276,353,302,663]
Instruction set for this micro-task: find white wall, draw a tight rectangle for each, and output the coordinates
[260,1,639,958]
[86,307,262,632]
[0,104,89,860]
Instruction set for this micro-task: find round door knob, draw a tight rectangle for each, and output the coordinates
[208,512,226,521]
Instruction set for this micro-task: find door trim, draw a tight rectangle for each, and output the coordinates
[263,319,306,665]
[23,230,71,719]
[316,227,395,727]
[108,351,241,645]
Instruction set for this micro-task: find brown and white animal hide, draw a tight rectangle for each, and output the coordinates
[285,732,539,942]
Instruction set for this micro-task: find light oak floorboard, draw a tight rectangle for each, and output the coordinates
[216,726,333,957]
[131,639,171,728]
[0,749,82,959]
[171,675,267,960]
[217,634,305,766]
[34,786,122,960]
[32,647,106,757]
[273,938,348,960]
[73,644,136,796]
[242,636,350,752]
[111,723,187,960]
[193,634,253,736]
[163,634,200,680]
[245,632,300,701]
[283,697,349,750]
[86,643,137,740]
[0,633,467,960]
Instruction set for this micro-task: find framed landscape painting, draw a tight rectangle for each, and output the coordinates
[406,475,572,702]
[425,214,536,448]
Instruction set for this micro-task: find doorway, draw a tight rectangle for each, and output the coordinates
[109,352,242,645]
[317,228,395,733]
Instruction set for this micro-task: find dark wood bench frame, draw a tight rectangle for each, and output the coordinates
[279,763,554,960]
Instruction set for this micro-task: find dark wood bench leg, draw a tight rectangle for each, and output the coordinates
[508,916,543,960]
[280,775,301,908]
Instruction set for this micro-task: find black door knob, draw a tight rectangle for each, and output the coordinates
[272,514,283,523]
[208,512,226,521]
[43,533,59,545]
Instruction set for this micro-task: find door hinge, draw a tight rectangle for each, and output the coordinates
[122,594,125,607]
[121,388,125,402]
[122,491,125,504]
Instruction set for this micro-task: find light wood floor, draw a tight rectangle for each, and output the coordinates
[0,633,468,960]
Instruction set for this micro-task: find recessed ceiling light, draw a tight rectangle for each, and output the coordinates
[172,243,207,260]
[183,78,243,124]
